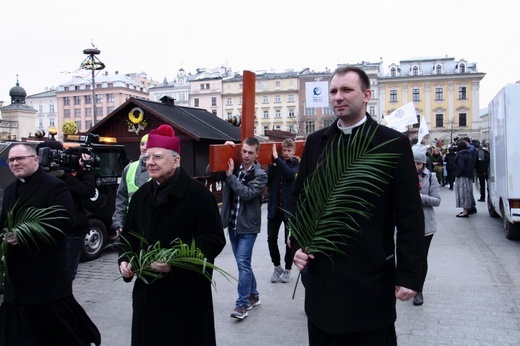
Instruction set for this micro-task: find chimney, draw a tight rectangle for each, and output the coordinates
[160,95,175,106]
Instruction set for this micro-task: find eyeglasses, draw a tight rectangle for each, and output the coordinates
[141,154,179,162]
[7,155,36,163]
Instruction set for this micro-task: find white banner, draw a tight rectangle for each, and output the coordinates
[305,81,329,107]
[417,115,429,144]
[384,102,417,131]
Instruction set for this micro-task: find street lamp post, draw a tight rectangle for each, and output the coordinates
[80,47,105,126]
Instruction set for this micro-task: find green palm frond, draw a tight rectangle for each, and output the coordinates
[116,232,236,289]
[1,203,68,285]
[287,124,401,298]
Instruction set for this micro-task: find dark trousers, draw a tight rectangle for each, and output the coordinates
[308,319,397,346]
[419,234,434,292]
[267,210,292,270]
[447,171,455,189]
[478,175,487,200]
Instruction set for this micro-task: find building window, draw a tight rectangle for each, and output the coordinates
[108,83,113,88]
[107,106,115,114]
[85,120,92,129]
[436,65,442,74]
[211,97,217,106]
[96,107,103,117]
[288,124,295,133]
[323,119,334,128]
[75,121,82,131]
[369,105,375,116]
[64,109,71,118]
[459,63,466,73]
[288,94,295,102]
[38,118,43,127]
[435,114,444,128]
[459,113,467,127]
[262,96,269,103]
[226,98,232,105]
[275,110,281,118]
[49,118,55,126]
[212,109,217,116]
[412,89,420,102]
[275,95,281,103]
[288,109,295,118]
[413,115,420,128]
[458,87,467,100]
[275,125,281,130]
[74,108,81,118]
[49,105,55,113]
[391,67,396,77]
[390,90,398,102]
[275,81,281,88]
[323,106,333,115]
[107,94,115,103]
[305,107,316,116]
[200,83,210,90]
[263,110,269,118]
[63,97,70,106]
[194,98,199,107]
[84,95,91,104]
[96,94,103,103]
[85,108,92,118]
[263,126,268,134]
[413,66,419,76]
[435,88,444,101]
[74,96,81,105]
[305,120,315,134]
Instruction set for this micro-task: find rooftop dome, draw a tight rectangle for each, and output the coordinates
[9,78,27,104]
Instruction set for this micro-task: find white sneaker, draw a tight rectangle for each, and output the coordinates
[280,270,292,283]
[271,266,284,283]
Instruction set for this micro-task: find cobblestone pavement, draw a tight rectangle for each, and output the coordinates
[3,186,520,345]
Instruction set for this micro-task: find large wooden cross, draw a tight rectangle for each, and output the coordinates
[208,70,304,172]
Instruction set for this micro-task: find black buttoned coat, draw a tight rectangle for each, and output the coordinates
[291,115,425,333]
[120,167,226,346]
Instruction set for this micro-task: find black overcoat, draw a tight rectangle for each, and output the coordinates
[0,166,74,304]
[291,115,425,333]
[120,167,226,346]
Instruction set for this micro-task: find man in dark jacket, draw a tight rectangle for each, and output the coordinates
[0,143,100,345]
[444,146,457,190]
[266,139,299,284]
[292,66,424,345]
[220,137,268,320]
[119,125,226,346]
[37,140,96,280]
[476,145,490,201]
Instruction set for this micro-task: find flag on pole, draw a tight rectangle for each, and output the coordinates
[417,115,429,144]
[383,102,417,132]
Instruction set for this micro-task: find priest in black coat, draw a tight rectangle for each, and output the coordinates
[0,143,100,345]
[119,125,226,346]
[292,66,425,345]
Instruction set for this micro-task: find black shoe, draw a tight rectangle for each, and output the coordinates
[468,208,477,214]
[413,292,423,306]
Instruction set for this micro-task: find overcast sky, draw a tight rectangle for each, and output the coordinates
[1,0,518,110]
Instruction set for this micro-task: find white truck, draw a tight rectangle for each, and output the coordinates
[487,83,520,239]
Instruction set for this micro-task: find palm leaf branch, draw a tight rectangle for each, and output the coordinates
[287,124,401,298]
[1,203,68,285]
[116,232,236,289]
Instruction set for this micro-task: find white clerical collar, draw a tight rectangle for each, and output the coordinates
[337,117,367,134]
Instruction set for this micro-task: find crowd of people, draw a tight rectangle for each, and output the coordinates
[0,65,490,346]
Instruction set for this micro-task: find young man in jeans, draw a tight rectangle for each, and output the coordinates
[221,137,268,319]
[266,139,300,283]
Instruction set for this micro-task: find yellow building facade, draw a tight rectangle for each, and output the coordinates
[378,56,485,146]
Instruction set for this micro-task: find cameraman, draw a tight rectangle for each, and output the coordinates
[36,140,96,281]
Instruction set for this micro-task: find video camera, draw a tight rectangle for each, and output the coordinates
[38,133,101,171]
